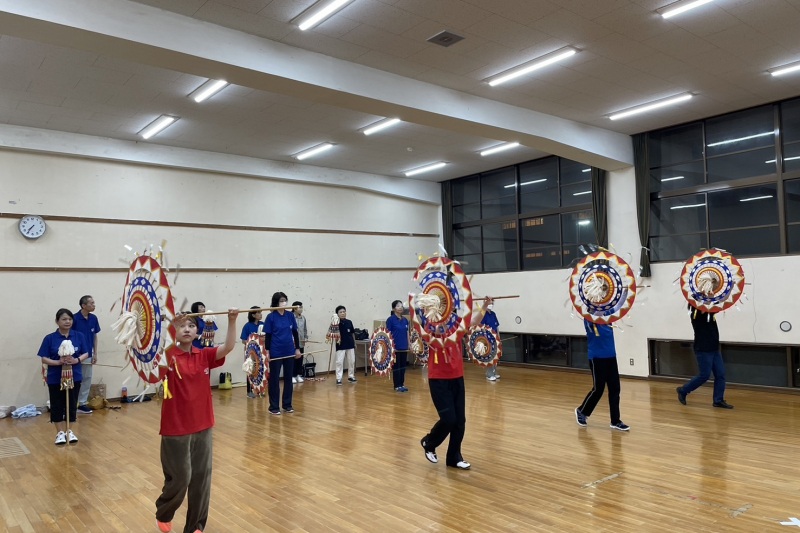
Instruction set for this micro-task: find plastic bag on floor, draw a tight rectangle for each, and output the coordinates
[11,404,41,418]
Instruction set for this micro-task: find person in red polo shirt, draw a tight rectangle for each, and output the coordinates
[156,309,238,533]
[420,298,491,470]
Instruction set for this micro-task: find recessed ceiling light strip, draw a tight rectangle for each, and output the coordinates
[486,47,577,87]
[297,0,353,31]
[480,142,519,156]
[608,92,693,120]
[659,0,714,19]
[363,118,401,136]
[294,143,334,160]
[191,79,229,103]
[404,162,447,177]
[139,115,179,140]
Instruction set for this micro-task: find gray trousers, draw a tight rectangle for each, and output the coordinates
[155,429,213,533]
[78,363,93,405]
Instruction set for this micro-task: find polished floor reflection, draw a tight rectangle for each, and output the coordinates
[1,364,798,532]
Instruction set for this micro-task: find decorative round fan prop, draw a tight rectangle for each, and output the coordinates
[410,330,429,365]
[369,327,395,376]
[466,325,502,367]
[409,257,473,348]
[569,250,636,325]
[244,334,268,396]
[680,248,745,313]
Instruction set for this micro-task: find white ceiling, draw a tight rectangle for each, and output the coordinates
[1,0,800,182]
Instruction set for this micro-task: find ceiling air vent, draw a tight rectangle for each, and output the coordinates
[427,31,464,48]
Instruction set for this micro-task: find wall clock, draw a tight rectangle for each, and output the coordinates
[18,215,46,240]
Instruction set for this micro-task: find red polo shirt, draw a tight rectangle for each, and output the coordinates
[160,345,225,436]
[427,342,464,380]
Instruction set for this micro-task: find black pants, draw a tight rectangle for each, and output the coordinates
[393,350,408,388]
[156,429,213,533]
[268,357,294,412]
[578,358,621,424]
[423,377,466,466]
[48,382,81,424]
[293,347,305,377]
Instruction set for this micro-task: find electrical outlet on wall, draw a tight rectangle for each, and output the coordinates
[629,358,634,366]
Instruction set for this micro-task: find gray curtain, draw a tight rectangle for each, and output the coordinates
[441,181,454,257]
[591,168,608,248]
[633,133,651,277]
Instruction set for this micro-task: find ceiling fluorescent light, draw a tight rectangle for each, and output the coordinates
[363,118,401,136]
[659,0,714,19]
[766,156,800,164]
[608,92,693,121]
[504,178,547,189]
[191,79,228,103]
[769,60,800,77]
[578,220,591,226]
[582,168,591,173]
[480,142,520,156]
[707,131,774,147]
[294,142,334,160]
[661,176,685,182]
[740,195,773,202]
[573,190,592,196]
[670,203,706,210]
[139,115,178,140]
[486,47,577,87]
[404,162,447,177]
[297,0,353,31]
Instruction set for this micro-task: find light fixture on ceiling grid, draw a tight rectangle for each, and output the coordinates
[404,162,447,177]
[293,142,335,160]
[769,60,800,77]
[139,115,179,140]
[485,47,578,87]
[190,79,229,103]
[608,92,693,120]
[480,142,519,156]
[658,0,714,19]
[295,0,354,31]
[362,118,401,136]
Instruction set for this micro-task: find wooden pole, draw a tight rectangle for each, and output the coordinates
[186,306,298,318]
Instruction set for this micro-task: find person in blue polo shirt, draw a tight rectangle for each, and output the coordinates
[574,319,630,431]
[38,308,90,445]
[386,300,410,392]
[481,300,501,381]
[240,305,263,399]
[263,292,301,415]
[72,295,101,414]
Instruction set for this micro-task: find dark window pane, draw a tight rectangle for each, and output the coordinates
[501,335,523,363]
[650,161,705,193]
[562,244,584,267]
[482,196,516,218]
[452,175,479,205]
[650,234,706,262]
[707,147,776,182]
[649,123,703,167]
[481,167,516,200]
[710,227,780,256]
[560,159,592,186]
[784,141,800,173]
[789,224,800,253]
[524,335,568,365]
[521,215,559,248]
[705,105,775,156]
[723,345,788,387]
[482,221,517,254]
[708,185,778,230]
[453,254,481,274]
[561,182,592,207]
[788,178,800,223]
[519,158,558,212]
[781,97,800,144]
[520,157,557,183]
[453,226,481,256]
[652,340,699,377]
[520,187,559,213]
[453,203,480,223]
[484,251,518,272]
[561,211,594,244]
[650,194,707,236]
[571,336,589,369]
[522,246,562,270]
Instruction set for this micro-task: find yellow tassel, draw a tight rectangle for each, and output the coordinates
[163,377,172,400]
[593,324,599,336]
[434,352,438,364]
[693,309,697,320]
[174,359,182,380]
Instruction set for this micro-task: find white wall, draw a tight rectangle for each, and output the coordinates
[470,167,800,377]
[0,150,440,407]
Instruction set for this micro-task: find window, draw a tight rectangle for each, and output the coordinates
[449,155,595,273]
[647,96,800,263]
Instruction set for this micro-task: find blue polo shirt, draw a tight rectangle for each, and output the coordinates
[240,321,263,342]
[481,311,500,332]
[263,311,297,357]
[386,314,409,350]
[72,311,101,356]
[584,320,616,359]
[38,330,88,385]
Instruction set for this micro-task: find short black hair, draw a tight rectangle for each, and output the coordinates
[391,300,403,310]
[335,305,346,314]
[247,305,261,323]
[271,292,288,308]
[79,295,93,307]
[56,308,73,321]
[190,301,205,314]
[292,301,302,307]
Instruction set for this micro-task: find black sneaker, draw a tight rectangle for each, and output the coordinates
[676,387,687,405]
[77,405,92,414]
[348,377,357,383]
[575,407,587,427]
[420,437,437,463]
[336,380,342,386]
[713,400,734,409]
[610,422,630,431]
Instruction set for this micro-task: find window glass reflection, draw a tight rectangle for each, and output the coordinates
[649,123,703,167]
[705,106,775,156]
[560,159,592,186]
[708,185,778,230]
[707,147,776,182]
[650,161,704,193]
[650,194,707,236]
[452,175,479,205]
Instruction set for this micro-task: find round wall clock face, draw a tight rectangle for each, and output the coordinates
[515,316,522,324]
[780,321,792,332]
[18,215,46,240]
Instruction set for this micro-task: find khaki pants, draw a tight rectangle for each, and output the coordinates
[335,348,355,380]
[155,429,213,533]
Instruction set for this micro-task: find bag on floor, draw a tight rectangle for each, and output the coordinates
[303,355,317,378]
[218,372,232,390]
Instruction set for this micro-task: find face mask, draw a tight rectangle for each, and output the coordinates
[279,301,288,307]
[487,304,494,311]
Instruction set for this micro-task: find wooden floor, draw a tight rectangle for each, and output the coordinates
[2,364,799,532]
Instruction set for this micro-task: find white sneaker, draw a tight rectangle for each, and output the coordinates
[67,430,78,443]
[54,431,66,445]
[487,375,497,382]
[292,377,298,384]
[297,376,304,383]
[454,460,471,470]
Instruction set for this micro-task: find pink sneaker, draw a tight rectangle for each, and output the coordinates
[156,520,172,532]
